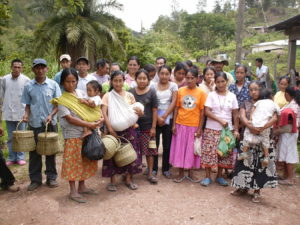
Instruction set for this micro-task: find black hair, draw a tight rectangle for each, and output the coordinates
[296,80,300,86]
[143,64,156,73]
[279,75,290,84]
[109,70,125,92]
[187,68,198,78]
[111,62,120,68]
[174,62,188,74]
[234,64,248,73]
[206,59,212,66]
[256,58,263,64]
[249,80,262,89]
[156,56,166,64]
[192,65,199,71]
[259,88,273,100]
[76,57,89,65]
[215,71,228,81]
[158,65,172,74]
[135,69,150,81]
[285,87,300,106]
[60,68,79,85]
[203,67,217,81]
[11,59,23,66]
[127,56,140,66]
[96,58,109,69]
[87,80,102,93]
[184,60,193,68]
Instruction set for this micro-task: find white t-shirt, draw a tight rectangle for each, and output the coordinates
[252,99,280,127]
[87,95,102,106]
[77,74,97,94]
[205,91,239,130]
[256,65,269,82]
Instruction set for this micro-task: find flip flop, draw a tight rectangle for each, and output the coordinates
[147,176,158,184]
[278,180,294,186]
[79,189,99,195]
[216,177,229,186]
[125,182,138,190]
[106,183,117,192]
[200,178,212,187]
[186,176,200,183]
[173,176,186,183]
[69,195,87,203]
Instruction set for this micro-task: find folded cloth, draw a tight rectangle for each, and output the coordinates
[51,91,102,122]
[279,108,297,133]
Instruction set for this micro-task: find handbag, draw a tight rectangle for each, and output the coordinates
[82,130,106,160]
[217,127,236,157]
[194,136,202,156]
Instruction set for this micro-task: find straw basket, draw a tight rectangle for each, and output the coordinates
[114,137,137,167]
[12,121,36,152]
[102,135,120,160]
[36,123,59,155]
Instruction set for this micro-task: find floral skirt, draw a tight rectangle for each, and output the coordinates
[61,138,98,181]
[201,128,233,169]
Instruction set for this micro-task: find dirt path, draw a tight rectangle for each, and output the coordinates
[1,154,300,225]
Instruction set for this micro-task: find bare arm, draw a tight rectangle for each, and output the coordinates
[172,106,179,134]
[195,108,205,137]
[162,90,178,120]
[101,104,117,137]
[205,106,228,127]
[150,108,157,137]
[64,114,102,129]
[232,108,240,139]
[22,104,31,122]
[45,105,58,123]
[79,98,96,108]
[240,107,260,135]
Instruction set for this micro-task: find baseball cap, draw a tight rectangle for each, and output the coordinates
[60,54,71,62]
[76,56,89,65]
[32,58,47,68]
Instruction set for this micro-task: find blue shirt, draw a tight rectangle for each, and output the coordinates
[228,80,251,107]
[54,70,64,91]
[21,77,62,128]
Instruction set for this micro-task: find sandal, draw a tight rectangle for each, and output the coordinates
[106,183,117,192]
[79,189,99,195]
[125,182,138,190]
[163,171,171,179]
[200,178,212,187]
[252,193,260,203]
[186,176,200,183]
[216,177,229,186]
[69,195,87,203]
[173,176,186,183]
[279,179,294,186]
[147,176,158,184]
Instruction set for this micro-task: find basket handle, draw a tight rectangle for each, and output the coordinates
[118,136,130,144]
[15,121,24,143]
[42,122,50,152]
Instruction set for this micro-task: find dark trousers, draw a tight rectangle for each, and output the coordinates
[29,124,58,184]
[0,150,15,188]
[153,122,172,172]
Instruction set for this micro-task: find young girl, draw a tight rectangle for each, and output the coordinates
[201,72,239,187]
[274,76,289,109]
[277,87,300,185]
[79,80,102,138]
[125,56,140,88]
[130,69,158,184]
[151,65,178,178]
[238,88,280,167]
[199,67,216,94]
[55,68,102,203]
[170,69,207,182]
[173,62,188,88]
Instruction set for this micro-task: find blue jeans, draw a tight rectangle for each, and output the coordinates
[6,121,26,162]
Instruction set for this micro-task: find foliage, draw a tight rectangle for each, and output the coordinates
[0,0,10,58]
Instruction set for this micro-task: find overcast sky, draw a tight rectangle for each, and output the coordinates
[109,0,216,32]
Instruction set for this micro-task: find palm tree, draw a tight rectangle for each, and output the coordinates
[30,0,125,68]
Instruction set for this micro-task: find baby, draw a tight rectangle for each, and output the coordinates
[80,80,102,138]
[238,88,280,167]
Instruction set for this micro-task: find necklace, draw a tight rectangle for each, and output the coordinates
[217,91,227,112]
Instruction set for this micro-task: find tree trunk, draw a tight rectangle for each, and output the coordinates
[235,0,245,64]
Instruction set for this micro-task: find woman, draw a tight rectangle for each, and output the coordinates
[231,81,278,203]
[228,65,251,107]
[102,70,143,191]
[200,72,239,187]
[173,62,188,88]
[170,68,206,182]
[125,56,140,88]
[199,67,216,94]
[151,65,178,178]
[55,68,102,203]
[130,69,158,184]
[274,76,289,109]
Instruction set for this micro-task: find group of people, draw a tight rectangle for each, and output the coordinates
[0,54,299,204]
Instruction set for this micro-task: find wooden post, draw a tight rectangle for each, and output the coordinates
[235,0,245,64]
[288,39,296,71]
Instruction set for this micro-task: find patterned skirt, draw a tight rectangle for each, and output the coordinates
[61,138,98,181]
[201,128,233,169]
[138,130,157,156]
[102,127,142,177]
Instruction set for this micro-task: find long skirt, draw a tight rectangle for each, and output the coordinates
[102,127,142,177]
[277,132,299,164]
[169,124,200,169]
[201,128,233,169]
[231,140,277,190]
[138,129,158,156]
[61,138,98,181]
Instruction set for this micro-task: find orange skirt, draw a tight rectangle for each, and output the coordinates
[61,138,98,181]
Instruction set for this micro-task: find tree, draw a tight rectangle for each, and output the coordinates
[197,0,207,12]
[0,0,10,58]
[213,0,222,13]
[30,0,125,68]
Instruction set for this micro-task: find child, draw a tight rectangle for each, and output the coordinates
[238,88,280,167]
[79,80,102,138]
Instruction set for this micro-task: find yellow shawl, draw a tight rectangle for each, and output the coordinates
[51,91,102,122]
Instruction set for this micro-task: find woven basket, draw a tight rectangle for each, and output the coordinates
[36,123,59,156]
[114,136,137,167]
[12,121,36,152]
[102,135,120,160]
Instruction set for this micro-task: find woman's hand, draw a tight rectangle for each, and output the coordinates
[157,116,165,127]
[88,120,102,130]
[134,107,144,116]
[219,119,228,127]
[172,124,176,134]
[150,127,156,137]
[108,128,118,138]
[233,130,240,140]
[195,128,202,138]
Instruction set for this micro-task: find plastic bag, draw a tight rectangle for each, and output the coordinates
[108,90,144,131]
[82,130,106,160]
[217,127,236,157]
[194,136,202,156]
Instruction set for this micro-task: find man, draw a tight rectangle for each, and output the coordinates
[211,57,235,86]
[54,54,72,90]
[255,58,269,87]
[91,58,110,85]
[153,56,167,82]
[110,62,121,75]
[22,58,61,191]
[1,59,30,166]
[76,57,97,94]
